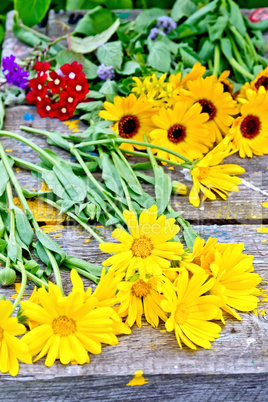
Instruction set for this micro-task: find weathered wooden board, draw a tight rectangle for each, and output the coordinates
[1,7,268,400]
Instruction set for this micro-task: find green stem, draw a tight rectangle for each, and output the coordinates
[45,249,63,294]
[40,197,104,243]
[116,148,144,191]
[74,139,193,164]
[71,146,126,224]
[20,125,99,162]
[11,156,46,174]
[0,143,63,290]
[212,44,220,77]
[11,261,27,313]
[227,32,244,67]
[63,265,100,284]
[120,148,192,169]
[244,32,259,64]
[229,57,254,80]
[0,131,57,167]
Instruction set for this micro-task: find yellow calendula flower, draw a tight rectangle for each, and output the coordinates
[189,138,245,207]
[238,66,268,100]
[181,236,218,275]
[217,70,234,95]
[98,93,156,151]
[70,269,131,335]
[0,300,32,376]
[162,268,222,349]
[150,101,212,163]
[179,75,238,143]
[99,205,184,279]
[132,76,152,97]
[228,87,268,158]
[209,244,261,320]
[116,275,167,328]
[21,282,118,367]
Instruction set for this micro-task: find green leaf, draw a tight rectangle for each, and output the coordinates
[111,152,143,195]
[0,94,5,130]
[147,41,171,73]
[117,61,141,75]
[132,162,152,170]
[198,39,214,63]
[97,41,123,70]
[41,170,71,200]
[100,153,123,197]
[77,101,103,113]
[56,49,84,67]
[66,0,84,9]
[8,234,22,262]
[0,161,9,197]
[134,8,166,32]
[74,7,117,36]
[207,15,228,42]
[184,0,219,25]
[14,206,33,247]
[14,0,51,27]
[83,59,98,79]
[228,0,246,36]
[70,19,120,54]
[0,239,7,253]
[36,230,66,263]
[171,0,197,22]
[135,171,155,185]
[154,166,172,215]
[220,37,233,60]
[53,161,87,202]
[24,260,40,275]
[179,46,201,67]
[99,80,119,102]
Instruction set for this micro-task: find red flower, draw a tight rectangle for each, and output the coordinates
[26,90,43,105]
[54,100,75,121]
[34,61,50,73]
[60,90,78,111]
[68,73,89,100]
[47,71,66,94]
[60,61,83,80]
[29,77,47,97]
[36,98,55,118]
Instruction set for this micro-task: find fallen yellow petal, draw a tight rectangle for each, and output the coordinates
[261,202,268,208]
[126,370,148,386]
[257,227,268,233]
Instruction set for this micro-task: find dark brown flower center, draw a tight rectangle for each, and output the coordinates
[198,99,216,120]
[167,124,186,143]
[118,115,140,138]
[255,76,268,91]
[240,115,261,139]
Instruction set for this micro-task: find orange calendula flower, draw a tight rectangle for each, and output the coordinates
[99,205,184,279]
[228,87,268,158]
[150,101,212,163]
[116,275,167,328]
[99,93,156,151]
[0,300,32,376]
[189,138,245,207]
[179,75,238,143]
[21,281,118,367]
[162,268,222,349]
[209,244,261,320]
[238,66,268,100]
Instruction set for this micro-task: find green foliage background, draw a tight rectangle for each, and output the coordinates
[0,0,266,54]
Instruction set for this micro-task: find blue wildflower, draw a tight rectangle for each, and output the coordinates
[156,16,177,34]
[148,27,166,40]
[2,55,29,89]
[97,64,115,81]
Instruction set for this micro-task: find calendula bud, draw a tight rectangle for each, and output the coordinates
[0,268,16,286]
[172,181,188,195]
[0,294,6,301]
[85,203,97,220]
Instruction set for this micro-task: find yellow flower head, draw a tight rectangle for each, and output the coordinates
[189,137,245,207]
[0,300,32,376]
[181,236,218,275]
[70,269,131,335]
[21,281,118,367]
[116,274,167,328]
[150,101,213,163]
[99,205,184,279]
[162,268,222,349]
[98,93,156,152]
[228,87,268,158]
[209,244,261,320]
[238,66,268,100]
[218,70,234,95]
[179,75,238,143]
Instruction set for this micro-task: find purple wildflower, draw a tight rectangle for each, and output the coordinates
[97,64,115,81]
[2,55,29,89]
[148,27,166,40]
[156,16,177,34]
